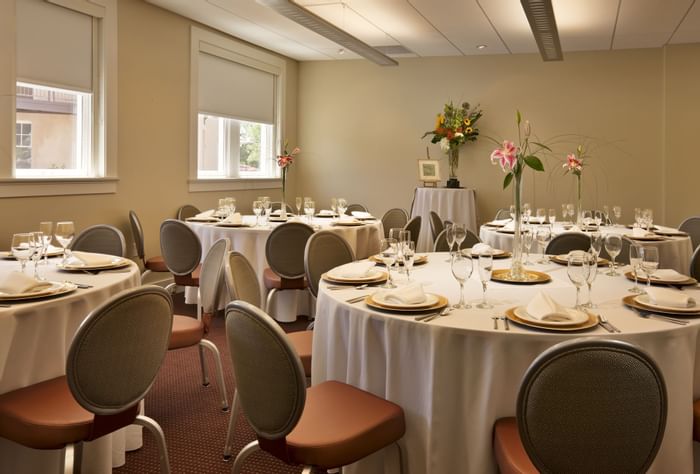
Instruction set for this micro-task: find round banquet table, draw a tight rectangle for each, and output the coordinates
[479,223,693,274]
[312,253,700,473]
[410,187,478,253]
[187,215,383,321]
[0,257,141,474]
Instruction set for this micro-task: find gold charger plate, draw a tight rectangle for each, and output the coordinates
[365,293,448,313]
[623,271,697,286]
[492,269,551,285]
[186,217,220,223]
[628,235,666,242]
[1,246,64,259]
[623,294,700,316]
[57,256,131,272]
[654,230,689,237]
[505,306,598,331]
[322,270,388,285]
[550,254,609,266]
[0,281,77,302]
[461,249,511,259]
[215,222,251,228]
[369,254,428,266]
[332,220,364,227]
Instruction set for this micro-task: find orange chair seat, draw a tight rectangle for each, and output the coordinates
[145,255,169,273]
[169,315,204,349]
[493,417,538,474]
[262,380,405,469]
[287,330,313,377]
[173,263,201,288]
[263,268,307,290]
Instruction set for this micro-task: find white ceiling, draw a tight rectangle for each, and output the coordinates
[146,0,700,62]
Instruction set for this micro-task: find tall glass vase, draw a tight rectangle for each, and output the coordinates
[509,172,525,280]
[446,147,460,188]
[281,168,288,219]
[575,175,582,226]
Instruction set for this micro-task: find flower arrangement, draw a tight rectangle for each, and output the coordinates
[422,101,482,184]
[277,141,300,201]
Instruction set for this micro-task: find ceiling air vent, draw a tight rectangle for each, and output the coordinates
[520,0,563,61]
[373,45,415,56]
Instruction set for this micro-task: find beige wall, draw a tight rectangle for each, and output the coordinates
[297,48,686,227]
[0,0,297,257]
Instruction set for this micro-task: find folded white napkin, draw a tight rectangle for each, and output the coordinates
[328,261,376,279]
[195,209,215,219]
[632,226,647,237]
[490,218,511,226]
[502,221,515,231]
[645,287,696,308]
[222,213,242,224]
[568,225,582,233]
[318,209,335,216]
[375,282,426,305]
[0,271,53,294]
[471,243,493,256]
[351,211,372,219]
[526,292,586,323]
[651,269,689,282]
[68,251,118,266]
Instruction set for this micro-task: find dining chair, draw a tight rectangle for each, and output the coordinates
[160,219,202,292]
[679,216,700,249]
[433,228,480,252]
[494,208,511,220]
[129,210,169,278]
[304,230,356,297]
[263,222,315,314]
[0,286,173,474]
[176,204,200,221]
[270,201,294,214]
[690,245,700,280]
[494,338,667,474]
[381,208,409,238]
[221,251,313,460]
[225,300,406,474]
[168,238,230,412]
[463,229,481,248]
[429,211,444,242]
[346,203,369,214]
[70,224,126,257]
[545,232,591,255]
[403,216,421,248]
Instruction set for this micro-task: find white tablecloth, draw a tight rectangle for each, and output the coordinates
[312,253,700,473]
[0,258,142,474]
[479,224,693,274]
[410,187,477,252]
[187,216,383,321]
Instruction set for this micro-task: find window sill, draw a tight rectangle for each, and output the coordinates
[188,177,281,193]
[0,177,118,198]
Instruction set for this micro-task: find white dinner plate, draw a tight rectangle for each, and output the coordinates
[326,268,384,282]
[57,255,130,271]
[513,306,589,327]
[332,220,364,227]
[634,294,699,314]
[462,248,507,258]
[370,292,439,309]
[0,281,77,301]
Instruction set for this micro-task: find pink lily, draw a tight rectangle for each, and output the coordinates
[490,140,518,172]
[563,153,582,172]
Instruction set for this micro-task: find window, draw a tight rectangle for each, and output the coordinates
[190,27,286,191]
[15,121,32,169]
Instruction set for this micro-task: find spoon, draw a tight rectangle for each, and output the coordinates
[421,307,453,323]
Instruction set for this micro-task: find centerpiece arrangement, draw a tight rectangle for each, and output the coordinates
[422,101,482,188]
[489,111,548,281]
[563,145,585,226]
[277,141,300,218]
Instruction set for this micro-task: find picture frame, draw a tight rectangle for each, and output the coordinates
[418,159,440,182]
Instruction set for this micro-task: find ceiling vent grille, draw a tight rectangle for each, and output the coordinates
[374,45,415,56]
[521,0,563,61]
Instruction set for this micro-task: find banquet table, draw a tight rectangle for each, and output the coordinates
[187,215,383,321]
[0,257,142,474]
[410,187,477,253]
[312,253,700,473]
[479,223,694,274]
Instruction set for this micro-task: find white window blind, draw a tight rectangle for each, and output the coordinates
[198,52,275,125]
[16,0,93,92]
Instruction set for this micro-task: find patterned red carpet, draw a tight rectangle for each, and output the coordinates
[114,296,309,474]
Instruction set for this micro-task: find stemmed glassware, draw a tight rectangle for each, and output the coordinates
[567,250,591,309]
[589,232,603,258]
[604,234,622,276]
[476,252,493,309]
[536,226,551,264]
[548,208,556,226]
[227,197,237,215]
[11,233,35,273]
[561,204,568,222]
[451,253,473,309]
[402,241,415,281]
[379,238,397,288]
[252,200,263,226]
[522,226,534,264]
[602,205,610,225]
[39,221,53,265]
[389,228,403,274]
[337,198,348,217]
[566,204,575,223]
[54,221,75,265]
[640,246,659,292]
[330,198,338,218]
[304,200,315,225]
[582,210,593,228]
[445,223,456,261]
[261,196,271,225]
[523,203,531,223]
[536,208,546,224]
[634,208,642,228]
[593,210,603,229]
[452,223,467,253]
[642,208,654,232]
[628,244,644,293]
[295,197,303,217]
[613,205,622,226]
[30,232,44,279]
[583,251,598,308]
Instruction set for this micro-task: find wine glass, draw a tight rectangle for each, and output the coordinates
[476,252,493,309]
[522,203,531,223]
[567,250,591,309]
[451,253,473,309]
[30,231,44,279]
[613,205,622,226]
[548,208,556,226]
[11,233,35,273]
[583,251,597,308]
[522,226,534,264]
[304,200,315,225]
[536,226,551,264]
[628,244,643,294]
[227,197,237,216]
[379,238,397,288]
[330,197,338,217]
[589,232,603,258]
[561,204,568,222]
[39,221,53,265]
[54,221,75,265]
[642,208,654,232]
[593,210,603,229]
[640,246,659,292]
[262,197,271,225]
[602,205,610,225]
[445,223,456,261]
[388,228,403,274]
[295,197,302,216]
[536,208,546,225]
[604,234,622,276]
[402,241,415,281]
[566,204,575,223]
[634,208,642,228]
[582,210,593,228]
[217,198,227,218]
[252,200,263,226]
[452,223,467,252]
[337,198,348,217]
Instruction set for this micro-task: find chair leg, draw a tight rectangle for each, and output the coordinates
[223,389,241,460]
[265,288,277,313]
[232,440,260,474]
[395,441,404,474]
[301,467,313,474]
[134,415,171,474]
[200,339,230,411]
[198,344,210,387]
[164,282,177,294]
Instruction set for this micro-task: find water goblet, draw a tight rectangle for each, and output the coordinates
[522,226,534,264]
[476,252,493,309]
[304,200,315,225]
[628,244,643,293]
[593,210,604,229]
[54,221,75,265]
[640,246,659,292]
[452,223,467,252]
[561,203,568,222]
[566,203,575,223]
[262,197,271,226]
[567,250,591,309]
[445,223,456,261]
[30,231,44,279]
[451,253,473,309]
[337,198,348,217]
[582,210,593,228]
[604,234,622,276]
[11,233,35,273]
[252,201,263,226]
[548,208,556,225]
[583,251,597,308]
[39,221,53,265]
[330,198,338,218]
[642,208,654,232]
[634,208,642,228]
[589,232,603,257]
[296,197,303,216]
[613,205,622,226]
[536,208,546,225]
[522,203,531,223]
[602,205,610,225]
[379,238,397,288]
[389,228,403,273]
[227,197,237,216]
[217,198,227,218]
[536,226,551,264]
[402,241,415,281]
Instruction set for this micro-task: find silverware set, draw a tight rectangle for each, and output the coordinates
[328,284,369,291]
[635,309,689,325]
[491,316,510,330]
[597,314,621,333]
[414,307,452,322]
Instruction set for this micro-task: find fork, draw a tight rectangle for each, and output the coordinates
[636,310,689,326]
[598,314,621,333]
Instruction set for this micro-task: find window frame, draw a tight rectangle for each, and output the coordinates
[189,26,285,192]
[0,0,117,198]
